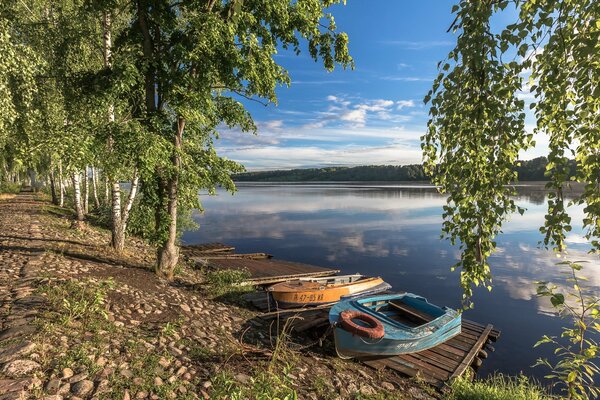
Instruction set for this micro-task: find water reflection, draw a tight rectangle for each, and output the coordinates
[184,182,599,379]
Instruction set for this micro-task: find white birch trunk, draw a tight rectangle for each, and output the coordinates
[83,167,89,214]
[72,172,84,222]
[58,161,65,207]
[92,166,100,208]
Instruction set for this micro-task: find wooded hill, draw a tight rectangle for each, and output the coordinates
[234,157,574,182]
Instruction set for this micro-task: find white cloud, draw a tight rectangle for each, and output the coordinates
[223,143,423,170]
[396,100,416,110]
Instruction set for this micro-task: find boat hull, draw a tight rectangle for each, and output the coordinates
[272,282,392,308]
[329,293,461,357]
[269,276,390,308]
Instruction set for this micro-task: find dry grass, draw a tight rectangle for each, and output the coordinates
[0,193,16,200]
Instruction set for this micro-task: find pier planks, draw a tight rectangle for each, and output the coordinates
[244,290,499,389]
[204,258,340,285]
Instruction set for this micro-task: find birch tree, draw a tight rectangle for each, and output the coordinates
[424,0,599,305]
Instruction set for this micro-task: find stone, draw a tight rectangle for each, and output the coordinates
[57,383,71,396]
[123,389,131,400]
[135,391,148,399]
[69,372,88,384]
[120,369,134,379]
[45,379,61,394]
[0,325,36,341]
[133,377,144,385]
[70,380,94,397]
[381,381,395,391]
[179,304,191,313]
[62,368,74,379]
[234,373,250,384]
[94,379,110,395]
[42,396,63,400]
[153,377,163,386]
[0,341,35,363]
[1,359,41,377]
[96,356,107,367]
[201,381,211,389]
[0,378,36,395]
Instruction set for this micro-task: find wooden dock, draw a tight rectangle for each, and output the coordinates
[242,290,500,389]
[182,243,340,285]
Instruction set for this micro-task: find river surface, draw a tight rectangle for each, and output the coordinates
[182,182,599,380]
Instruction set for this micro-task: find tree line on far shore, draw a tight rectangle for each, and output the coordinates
[233,157,574,182]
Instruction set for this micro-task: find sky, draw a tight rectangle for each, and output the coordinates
[217,1,543,171]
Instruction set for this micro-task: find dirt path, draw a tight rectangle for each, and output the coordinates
[0,193,433,400]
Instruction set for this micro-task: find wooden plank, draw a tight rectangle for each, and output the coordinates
[192,253,272,260]
[395,354,450,381]
[426,345,464,362]
[463,319,500,340]
[449,324,494,380]
[181,243,235,256]
[413,350,457,372]
[207,258,340,285]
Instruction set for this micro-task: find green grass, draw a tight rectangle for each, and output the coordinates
[447,373,553,400]
[205,268,253,302]
[0,182,21,194]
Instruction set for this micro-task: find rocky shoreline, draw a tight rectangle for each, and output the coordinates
[0,192,435,400]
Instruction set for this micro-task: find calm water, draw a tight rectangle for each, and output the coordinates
[182,182,599,380]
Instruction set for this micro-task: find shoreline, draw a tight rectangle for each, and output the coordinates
[0,192,437,399]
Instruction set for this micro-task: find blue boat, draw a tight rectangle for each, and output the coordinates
[329,293,461,358]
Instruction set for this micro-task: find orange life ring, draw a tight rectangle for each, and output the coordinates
[338,310,384,339]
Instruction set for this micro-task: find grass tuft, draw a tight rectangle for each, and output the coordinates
[447,372,553,400]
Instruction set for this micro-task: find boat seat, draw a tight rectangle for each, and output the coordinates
[388,300,434,324]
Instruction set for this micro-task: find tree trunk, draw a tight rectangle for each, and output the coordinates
[103,10,124,251]
[92,166,100,208]
[83,167,89,214]
[112,170,140,252]
[111,181,123,250]
[72,172,84,223]
[104,176,109,205]
[49,169,58,204]
[156,118,184,279]
[58,161,65,207]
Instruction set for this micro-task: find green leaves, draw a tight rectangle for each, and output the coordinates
[426,0,600,310]
[424,0,530,306]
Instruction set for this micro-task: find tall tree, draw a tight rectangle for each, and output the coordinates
[424,0,599,305]
[125,0,353,278]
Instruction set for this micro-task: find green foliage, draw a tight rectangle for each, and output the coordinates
[448,372,552,400]
[205,268,253,300]
[210,364,298,400]
[0,182,20,194]
[41,278,115,326]
[534,261,600,400]
[425,0,599,305]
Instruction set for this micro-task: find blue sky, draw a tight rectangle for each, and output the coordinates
[218,1,543,171]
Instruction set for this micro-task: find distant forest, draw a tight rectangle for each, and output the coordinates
[234,157,576,182]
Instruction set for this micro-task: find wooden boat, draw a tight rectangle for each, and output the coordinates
[329,293,461,358]
[266,274,391,308]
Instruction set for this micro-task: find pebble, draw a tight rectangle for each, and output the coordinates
[1,359,41,377]
[45,379,61,394]
[0,341,35,363]
[69,372,88,384]
[180,304,191,312]
[70,380,94,397]
[62,368,74,379]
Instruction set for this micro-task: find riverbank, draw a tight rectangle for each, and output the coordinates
[0,192,440,400]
